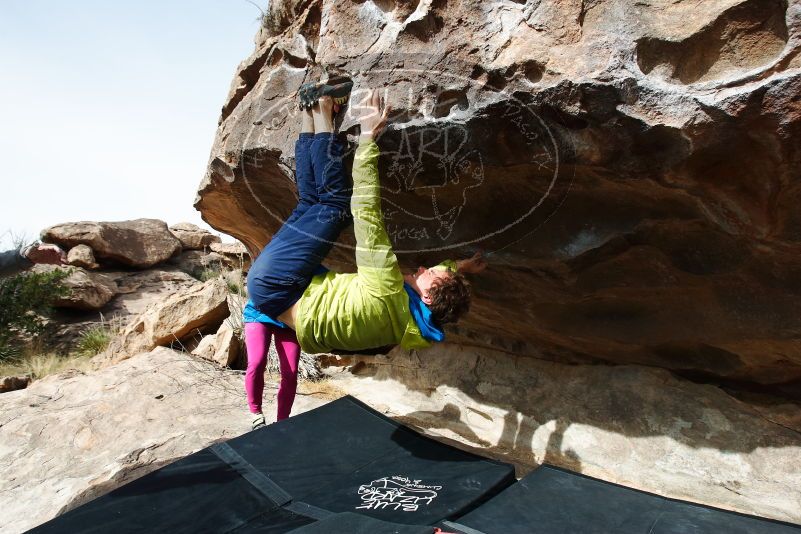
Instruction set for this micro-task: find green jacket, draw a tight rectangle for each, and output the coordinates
[295,137,453,354]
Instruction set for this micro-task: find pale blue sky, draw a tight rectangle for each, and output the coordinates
[0,0,265,248]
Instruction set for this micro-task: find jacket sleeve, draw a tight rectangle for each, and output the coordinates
[0,248,33,278]
[351,136,404,296]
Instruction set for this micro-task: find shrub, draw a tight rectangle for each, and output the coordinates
[198,266,222,282]
[75,322,113,357]
[248,0,294,36]
[226,274,245,296]
[0,268,69,361]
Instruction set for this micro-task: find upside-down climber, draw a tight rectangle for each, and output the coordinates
[243,78,486,429]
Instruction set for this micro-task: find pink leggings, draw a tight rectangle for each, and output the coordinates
[244,322,301,420]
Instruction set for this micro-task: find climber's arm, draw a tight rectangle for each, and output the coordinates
[455,252,487,274]
[352,135,403,295]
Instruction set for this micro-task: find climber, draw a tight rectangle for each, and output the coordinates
[0,243,67,277]
[243,76,359,431]
[244,82,486,428]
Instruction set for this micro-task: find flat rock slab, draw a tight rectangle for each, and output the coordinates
[0,347,328,534]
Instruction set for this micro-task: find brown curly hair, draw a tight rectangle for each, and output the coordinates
[428,271,471,327]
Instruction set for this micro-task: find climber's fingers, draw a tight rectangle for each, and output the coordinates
[377,101,391,128]
[371,87,381,110]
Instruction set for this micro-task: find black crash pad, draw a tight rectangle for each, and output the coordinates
[441,464,801,534]
[287,512,435,533]
[29,396,514,533]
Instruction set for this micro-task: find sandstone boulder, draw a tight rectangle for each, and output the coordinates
[169,222,221,250]
[209,242,247,256]
[0,347,328,533]
[167,249,227,279]
[66,244,98,269]
[99,278,230,364]
[325,344,801,524]
[102,267,200,317]
[209,241,251,268]
[191,320,241,367]
[42,219,182,269]
[197,0,801,394]
[35,265,118,311]
[44,267,200,355]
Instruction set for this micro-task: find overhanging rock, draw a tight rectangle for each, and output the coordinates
[197,0,801,395]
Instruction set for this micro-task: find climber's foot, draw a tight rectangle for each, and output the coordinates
[251,412,266,431]
[320,76,354,108]
[298,76,353,111]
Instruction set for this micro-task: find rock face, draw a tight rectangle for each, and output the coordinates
[325,344,801,523]
[42,219,182,269]
[169,222,222,250]
[0,347,329,533]
[102,267,200,318]
[44,266,201,355]
[99,278,231,364]
[197,0,801,396]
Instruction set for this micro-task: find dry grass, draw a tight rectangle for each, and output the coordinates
[0,320,111,382]
[298,376,346,401]
[0,349,94,380]
[264,370,346,401]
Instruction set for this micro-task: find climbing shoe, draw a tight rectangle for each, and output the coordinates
[298,76,354,110]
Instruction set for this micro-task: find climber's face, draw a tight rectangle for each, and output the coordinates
[405,266,451,305]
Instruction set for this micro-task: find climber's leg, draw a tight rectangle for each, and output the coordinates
[274,327,301,420]
[244,322,271,415]
[246,98,352,319]
[270,109,316,242]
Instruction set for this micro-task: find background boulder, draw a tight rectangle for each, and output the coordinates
[99,278,231,364]
[35,265,118,311]
[169,222,221,250]
[66,244,98,270]
[209,241,251,270]
[42,219,182,269]
[191,320,241,367]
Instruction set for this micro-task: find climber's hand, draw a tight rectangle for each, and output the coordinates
[357,88,391,140]
[457,252,487,274]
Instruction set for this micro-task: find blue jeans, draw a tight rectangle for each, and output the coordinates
[246,132,352,318]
